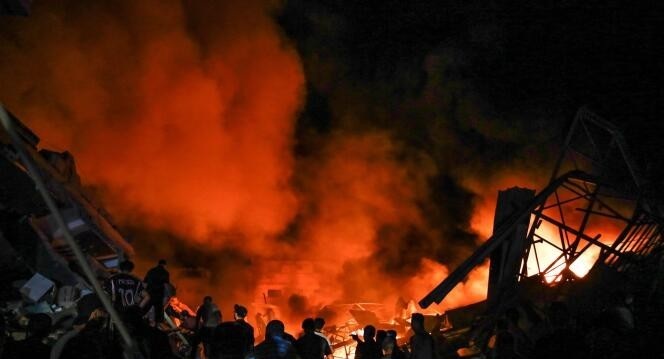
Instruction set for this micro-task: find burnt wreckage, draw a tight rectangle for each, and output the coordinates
[0,108,133,302]
[0,106,146,353]
[420,107,664,354]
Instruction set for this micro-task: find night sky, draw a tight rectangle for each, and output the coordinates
[280,0,664,184]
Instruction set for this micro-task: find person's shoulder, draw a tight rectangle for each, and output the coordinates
[218,321,235,328]
[117,272,139,280]
[254,341,266,352]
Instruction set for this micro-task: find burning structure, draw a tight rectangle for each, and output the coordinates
[419,108,664,356]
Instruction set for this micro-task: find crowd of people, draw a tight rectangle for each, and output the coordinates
[0,258,657,359]
[0,258,435,359]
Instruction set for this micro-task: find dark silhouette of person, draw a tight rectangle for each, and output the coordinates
[104,259,147,311]
[143,259,170,324]
[234,304,255,355]
[409,313,434,359]
[380,335,397,359]
[193,295,221,359]
[295,318,332,359]
[255,320,298,359]
[385,330,406,359]
[314,317,333,358]
[122,305,174,359]
[282,330,298,344]
[211,304,254,359]
[376,330,387,352]
[2,313,52,359]
[355,325,380,359]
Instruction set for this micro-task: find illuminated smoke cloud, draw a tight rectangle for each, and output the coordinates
[0,1,552,318]
[0,1,304,245]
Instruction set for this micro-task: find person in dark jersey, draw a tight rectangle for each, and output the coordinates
[295,318,332,359]
[143,259,170,324]
[105,260,148,310]
[211,304,254,359]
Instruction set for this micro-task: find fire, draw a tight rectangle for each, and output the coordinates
[468,172,628,285]
[408,258,489,312]
[1,1,509,326]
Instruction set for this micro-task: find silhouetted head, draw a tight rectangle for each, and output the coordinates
[314,317,325,331]
[234,304,248,319]
[411,313,425,334]
[302,318,316,333]
[266,320,286,340]
[26,313,51,339]
[204,296,213,304]
[382,336,396,356]
[386,330,397,338]
[376,330,387,345]
[158,259,167,266]
[363,325,376,340]
[119,260,134,273]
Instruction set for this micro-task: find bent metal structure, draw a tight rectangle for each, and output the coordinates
[420,107,664,342]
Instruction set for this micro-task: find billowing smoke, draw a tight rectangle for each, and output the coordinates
[0,0,305,308]
[0,1,556,324]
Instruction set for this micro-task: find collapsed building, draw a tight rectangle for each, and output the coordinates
[419,107,664,356]
[0,108,133,309]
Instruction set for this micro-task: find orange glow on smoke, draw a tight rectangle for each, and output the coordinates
[0,1,490,319]
[408,258,489,312]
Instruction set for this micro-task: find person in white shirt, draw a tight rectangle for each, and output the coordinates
[314,317,333,359]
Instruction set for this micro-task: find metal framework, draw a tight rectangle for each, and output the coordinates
[420,107,664,310]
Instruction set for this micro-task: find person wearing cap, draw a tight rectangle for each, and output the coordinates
[143,259,170,324]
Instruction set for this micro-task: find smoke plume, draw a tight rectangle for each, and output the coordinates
[0,0,555,323]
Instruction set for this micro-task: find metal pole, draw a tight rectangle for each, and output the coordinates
[0,105,140,357]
